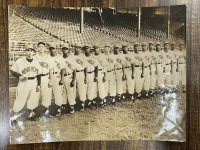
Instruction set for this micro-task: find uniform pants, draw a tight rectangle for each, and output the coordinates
[63,75,76,105]
[76,72,87,102]
[98,70,106,99]
[143,67,151,91]
[171,63,179,86]
[107,71,116,97]
[87,73,97,100]
[115,69,124,95]
[52,74,65,106]
[13,79,39,112]
[164,65,172,86]
[125,68,135,94]
[150,64,157,90]
[40,75,52,108]
[157,64,164,88]
[179,64,186,86]
[135,67,144,94]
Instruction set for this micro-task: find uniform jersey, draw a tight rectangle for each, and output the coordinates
[35,55,55,74]
[52,55,64,73]
[178,50,186,64]
[155,50,165,64]
[11,57,42,78]
[133,52,143,66]
[73,54,87,71]
[142,51,151,66]
[85,55,96,72]
[124,52,133,67]
[106,53,117,71]
[60,55,75,74]
[114,53,126,69]
[149,51,157,64]
[163,51,172,65]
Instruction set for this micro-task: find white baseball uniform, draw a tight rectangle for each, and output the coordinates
[178,50,186,86]
[155,51,165,89]
[142,51,151,91]
[114,53,126,95]
[51,55,65,106]
[94,54,107,99]
[85,55,98,101]
[133,52,144,94]
[171,50,179,86]
[124,52,135,95]
[74,54,87,102]
[163,51,172,86]
[11,57,42,113]
[35,54,55,108]
[149,51,157,90]
[61,55,76,106]
[106,53,117,97]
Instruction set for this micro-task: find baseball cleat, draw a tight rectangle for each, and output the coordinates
[131,95,135,100]
[10,117,17,128]
[70,109,75,114]
[80,103,85,112]
[55,108,61,117]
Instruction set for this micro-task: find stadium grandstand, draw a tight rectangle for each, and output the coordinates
[8,5,185,62]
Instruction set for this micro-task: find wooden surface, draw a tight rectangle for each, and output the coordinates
[0,0,199,149]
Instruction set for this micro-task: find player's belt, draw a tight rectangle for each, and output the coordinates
[157,63,162,64]
[116,68,122,70]
[107,70,114,72]
[41,73,49,76]
[28,77,36,80]
[165,64,170,65]
[144,66,149,68]
[76,70,84,72]
[87,71,94,74]
[179,63,184,64]
[53,72,59,74]
[99,69,103,71]
[135,65,141,67]
[64,73,71,76]
[125,66,130,68]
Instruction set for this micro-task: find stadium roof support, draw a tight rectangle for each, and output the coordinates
[137,6,141,38]
[167,6,171,39]
[80,7,84,33]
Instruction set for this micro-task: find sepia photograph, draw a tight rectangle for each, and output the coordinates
[8,5,186,144]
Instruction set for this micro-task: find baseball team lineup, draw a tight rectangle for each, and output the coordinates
[9,40,186,127]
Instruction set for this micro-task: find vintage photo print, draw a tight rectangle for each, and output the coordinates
[9,5,186,144]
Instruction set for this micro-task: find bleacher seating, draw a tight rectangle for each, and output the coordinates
[9,5,185,62]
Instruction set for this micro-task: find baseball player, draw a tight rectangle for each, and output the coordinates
[123,45,135,100]
[73,44,87,111]
[163,41,172,92]
[10,45,42,125]
[178,42,186,93]
[83,45,98,107]
[49,45,65,117]
[141,42,151,98]
[105,44,117,103]
[59,46,76,114]
[92,45,107,105]
[155,42,165,93]
[170,42,179,92]
[133,42,144,99]
[98,43,112,105]
[113,44,126,101]
[35,42,55,116]
[149,42,158,97]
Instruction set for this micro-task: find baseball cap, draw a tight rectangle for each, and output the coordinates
[37,42,46,47]
[155,42,161,46]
